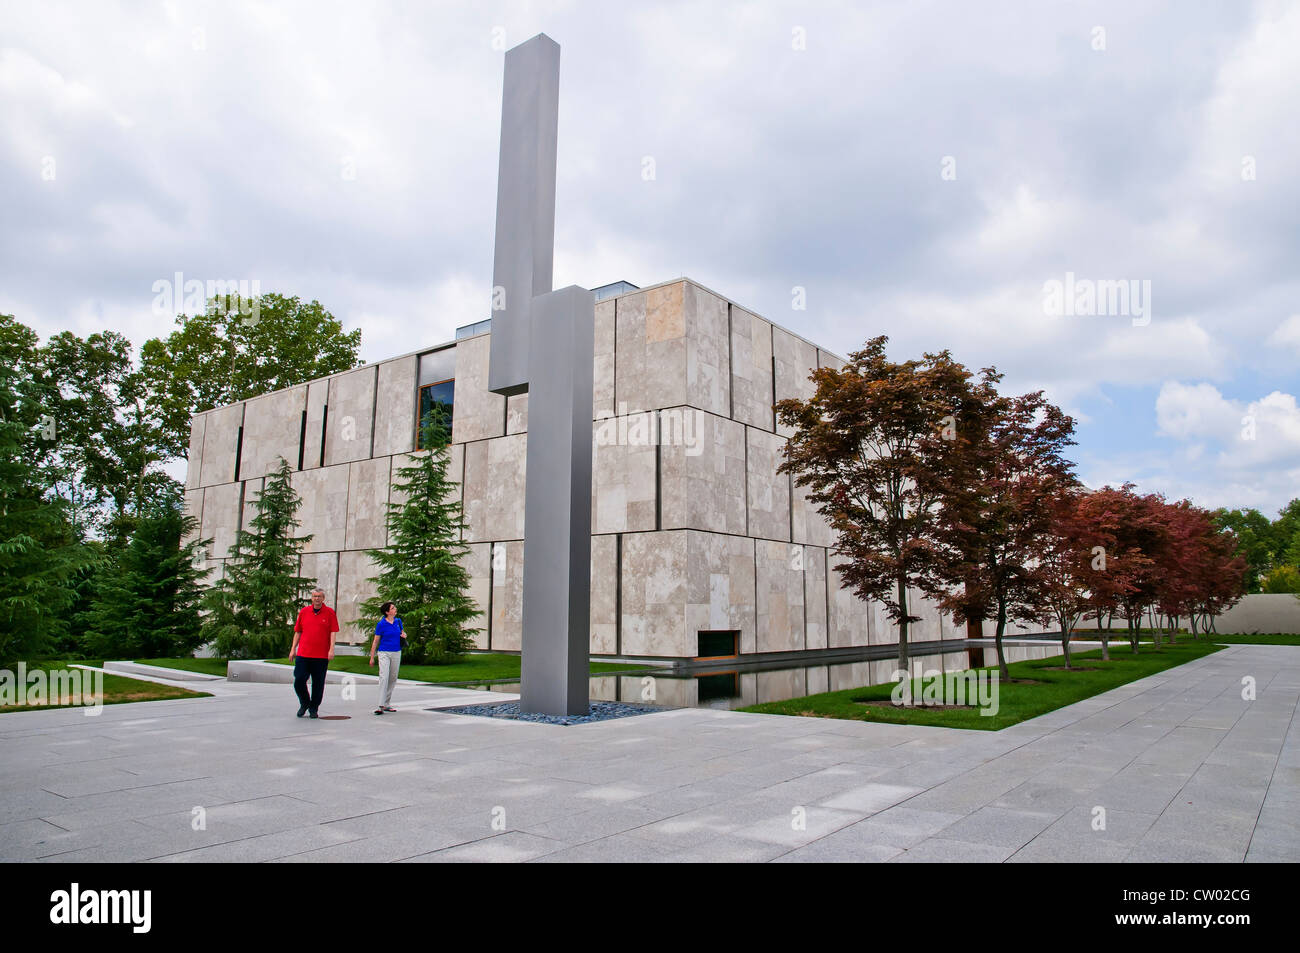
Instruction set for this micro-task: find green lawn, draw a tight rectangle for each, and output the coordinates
[136,657,231,677]
[1,661,210,714]
[264,653,650,684]
[133,653,651,683]
[739,642,1224,730]
[1084,633,1300,647]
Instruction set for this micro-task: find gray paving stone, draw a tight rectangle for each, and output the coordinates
[2,644,1297,862]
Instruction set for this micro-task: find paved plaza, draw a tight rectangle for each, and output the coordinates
[1,644,1296,863]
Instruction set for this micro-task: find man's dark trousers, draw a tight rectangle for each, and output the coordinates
[293,657,329,713]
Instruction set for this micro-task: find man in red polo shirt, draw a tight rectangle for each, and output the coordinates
[289,588,339,718]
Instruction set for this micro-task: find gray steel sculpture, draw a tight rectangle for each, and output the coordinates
[487,34,595,716]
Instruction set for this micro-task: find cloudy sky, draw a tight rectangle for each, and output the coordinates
[3,0,1297,514]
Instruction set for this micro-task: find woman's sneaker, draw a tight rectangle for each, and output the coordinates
[374,708,384,715]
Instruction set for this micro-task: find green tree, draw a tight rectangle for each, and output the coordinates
[139,293,362,458]
[31,329,177,544]
[1213,507,1275,592]
[201,458,315,658]
[0,315,93,663]
[84,491,211,659]
[351,416,481,664]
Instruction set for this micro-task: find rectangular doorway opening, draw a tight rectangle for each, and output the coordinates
[696,630,738,661]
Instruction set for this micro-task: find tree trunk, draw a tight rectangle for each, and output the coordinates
[995,602,1009,680]
[896,576,912,706]
[1129,616,1139,654]
[1059,612,1072,669]
[1101,632,1110,661]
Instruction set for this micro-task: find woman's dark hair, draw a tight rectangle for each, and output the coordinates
[379,602,396,616]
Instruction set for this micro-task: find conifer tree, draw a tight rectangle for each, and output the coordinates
[202,457,314,658]
[86,490,211,658]
[352,416,480,663]
[0,315,91,664]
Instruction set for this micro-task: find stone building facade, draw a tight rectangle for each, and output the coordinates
[184,278,1006,660]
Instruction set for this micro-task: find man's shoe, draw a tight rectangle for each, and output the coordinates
[383,707,397,712]
[309,709,319,719]
[374,708,384,715]
[297,705,307,718]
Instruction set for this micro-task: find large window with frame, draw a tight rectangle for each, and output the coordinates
[417,347,456,448]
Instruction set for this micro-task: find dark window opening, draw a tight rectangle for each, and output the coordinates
[297,410,307,470]
[696,630,738,660]
[233,425,244,482]
[319,404,328,467]
[417,378,455,448]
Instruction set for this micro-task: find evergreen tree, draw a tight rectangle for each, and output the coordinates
[352,416,480,663]
[85,490,211,659]
[0,314,92,664]
[202,458,314,658]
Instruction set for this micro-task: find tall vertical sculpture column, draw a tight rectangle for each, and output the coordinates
[487,34,595,716]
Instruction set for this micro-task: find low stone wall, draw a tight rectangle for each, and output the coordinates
[1073,593,1300,635]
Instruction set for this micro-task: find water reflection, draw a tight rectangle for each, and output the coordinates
[464,642,1062,711]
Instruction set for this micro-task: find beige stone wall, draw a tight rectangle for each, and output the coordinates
[184,277,1008,656]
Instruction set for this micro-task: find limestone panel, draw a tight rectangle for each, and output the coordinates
[683,282,730,417]
[730,307,774,431]
[773,327,818,438]
[345,456,391,551]
[199,403,243,487]
[756,539,805,653]
[827,660,874,693]
[462,543,491,650]
[461,432,526,542]
[592,417,657,534]
[373,356,417,457]
[660,410,745,535]
[490,539,524,651]
[792,477,836,548]
[336,549,382,634]
[182,488,204,547]
[615,285,687,414]
[324,365,377,466]
[827,560,869,648]
[300,379,329,471]
[746,427,791,542]
[591,534,618,655]
[871,600,900,646]
[683,530,755,656]
[291,464,350,552]
[803,544,828,651]
[389,443,464,518]
[185,415,205,489]
[818,349,845,372]
[299,551,339,611]
[200,481,242,560]
[620,530,689,657]
[240,478,263,533]
[593,297,615,418]
[240,385,307,480]
[506,393,528,435]
[452,334,504,444]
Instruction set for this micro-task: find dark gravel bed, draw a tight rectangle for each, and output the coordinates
[432,699,669,725]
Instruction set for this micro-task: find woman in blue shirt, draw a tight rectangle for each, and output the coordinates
[368,602,406,714]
